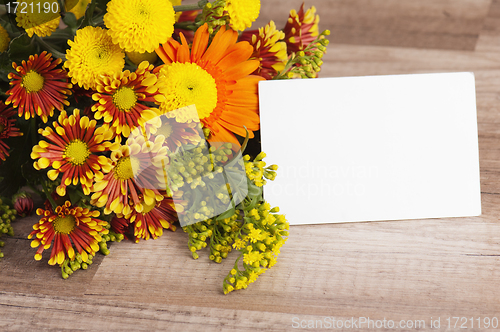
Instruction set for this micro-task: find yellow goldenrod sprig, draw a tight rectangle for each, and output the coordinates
[274,30,330,80]
[0,198,16,260]
[243,152,278,187]
[182,151,289,294]
[223,200,289,293]
[60,253,94,279]
[199,0,230,34]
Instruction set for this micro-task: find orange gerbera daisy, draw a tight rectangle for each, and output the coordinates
[91,61,164,137]
[283,4,319,54]
[0,102,23,163]
[239,21,288,80]
[31,109,118,197]
[155,23,264,146]
[123,193,177,242]
[6,51,72,123]
[90,135,168,215]
[28,201,108,265]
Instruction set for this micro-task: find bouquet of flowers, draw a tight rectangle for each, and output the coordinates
[0,0,329,293]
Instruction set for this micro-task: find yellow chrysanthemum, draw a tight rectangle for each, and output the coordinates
[0,25,10,53]
[104,0,176,53]
[16,0,60,37]
[158,62,218,119]
[225,0,260,31]
[66,0,91,19]
[64,26,125,90]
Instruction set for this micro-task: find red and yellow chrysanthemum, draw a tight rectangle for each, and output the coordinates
[31,109,118,197]
[0,102,23,163]
[91,61,164,137]
[28,201,108,265]
[155,23,264,146]
[123,193,177,242]
[150,113,201,152]
[239,21,288,80]
[6,51,72,123]
[283,4,319,54]
[90,135,168,215]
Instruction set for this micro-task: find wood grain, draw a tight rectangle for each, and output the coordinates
[2,0,500,331]
[254,0,492,51]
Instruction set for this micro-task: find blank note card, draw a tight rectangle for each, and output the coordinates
[259,72,481,225]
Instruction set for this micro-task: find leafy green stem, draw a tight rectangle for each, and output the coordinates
[35,36,66,60]
[173,0,207,12]
[41,181,57,210]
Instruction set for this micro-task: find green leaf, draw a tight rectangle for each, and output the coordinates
[7,33,37,60]
[216,205,235,221]
[0,52,12,83]
[62,12,77,30]
[0,135,30,197]
[78,0,98,28]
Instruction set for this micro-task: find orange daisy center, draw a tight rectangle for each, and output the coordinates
[22,70,45,93]
[53,215,76,234]
[64,139,90,165]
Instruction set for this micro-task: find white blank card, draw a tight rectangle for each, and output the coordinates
[259,72,481,225]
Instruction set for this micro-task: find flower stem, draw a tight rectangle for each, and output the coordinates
[27,184,44,199]
[41,181,57,210]
[173,0,207,12]
[35,36,66,60]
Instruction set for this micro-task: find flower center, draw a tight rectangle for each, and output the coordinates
[113,87,138,111]
[160,62,218,119]
[157,121,173,139]
[87,45,111,68]
[137,4,150,17]
[53,215,76,234]
[64,139,90,165]
[22,70,45,93]
[114,156,140,180]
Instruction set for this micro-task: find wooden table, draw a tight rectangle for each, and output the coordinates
[2,0,500,330]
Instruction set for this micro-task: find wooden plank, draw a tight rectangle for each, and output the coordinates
[83,202,500,317]
[254,0,491,51]
[0,292,297,331]
[0,214,104,297]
